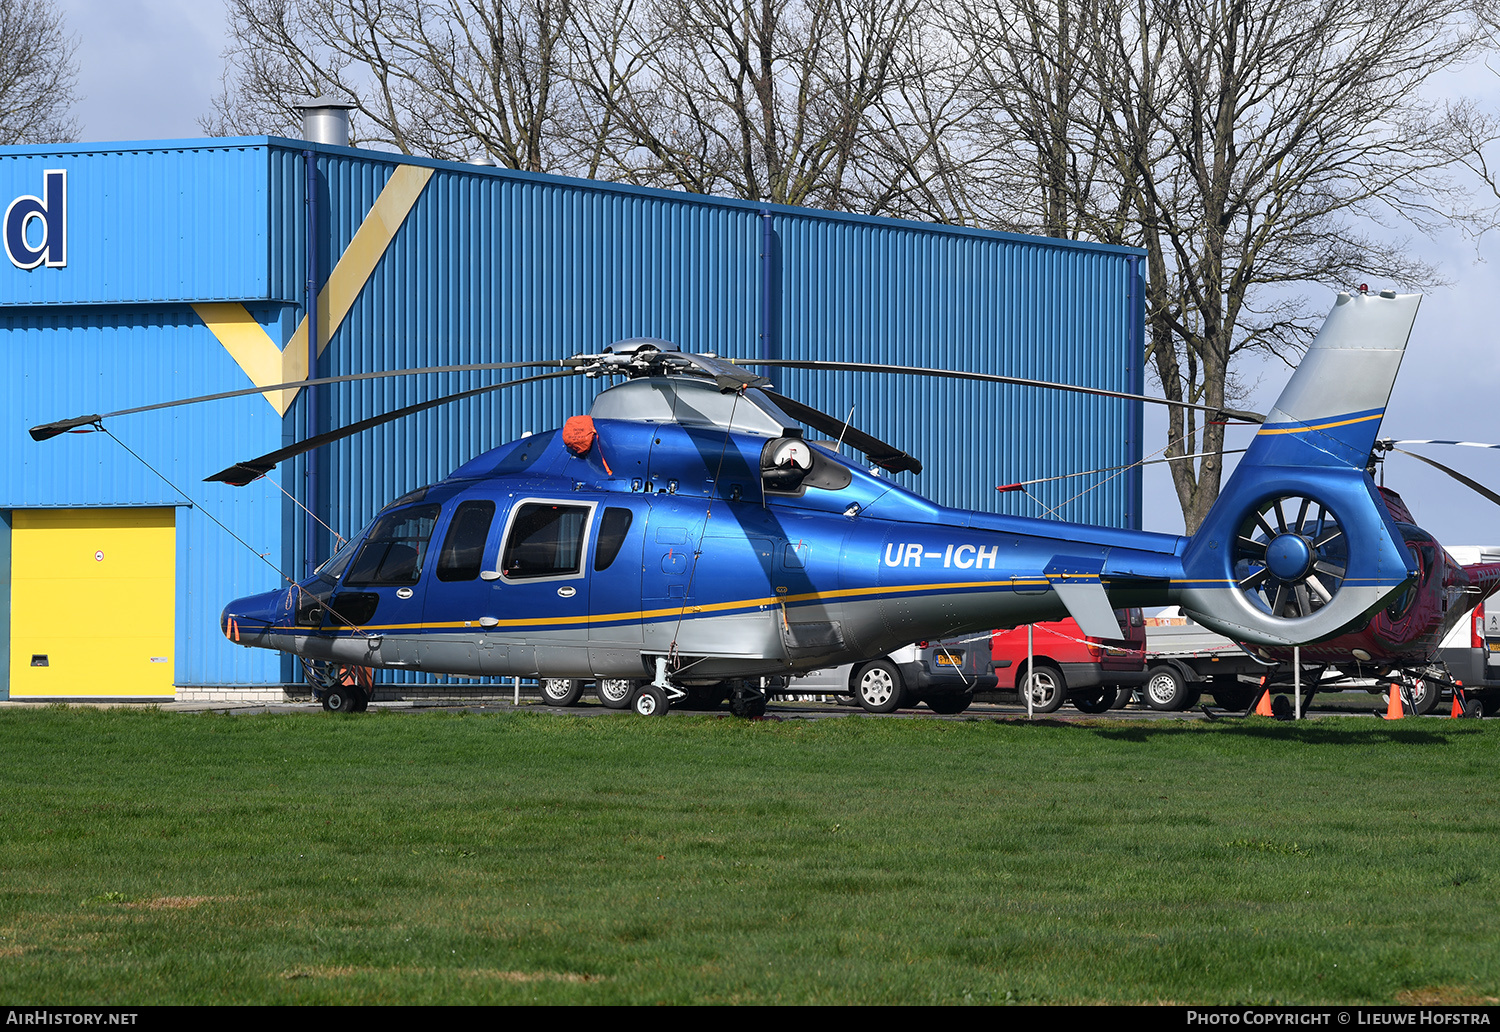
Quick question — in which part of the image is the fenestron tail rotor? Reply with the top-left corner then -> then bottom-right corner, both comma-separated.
1233,495 -> 1348,619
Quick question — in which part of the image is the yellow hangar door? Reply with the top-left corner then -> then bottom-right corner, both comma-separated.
9,508 -> 176,698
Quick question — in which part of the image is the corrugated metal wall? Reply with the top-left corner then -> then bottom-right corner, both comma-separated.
289,143 -> 1143,563
0,142 -> 289,305
0,306 -> 284,684
0,137 -> 1143,686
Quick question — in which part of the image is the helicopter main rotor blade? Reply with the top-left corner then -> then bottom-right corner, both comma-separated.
759,389 -> 922,474
732,359 -> 1266,423
205,370 -> 582,486
1392,439 -> 1500,449
1391,447 -> 1500,510
29,360 -> 576,441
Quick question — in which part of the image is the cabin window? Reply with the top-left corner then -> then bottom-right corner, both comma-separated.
436,500 -> 497,582
343,503 -> 441,587
502,503 -> 590,579
593,507 -> 634,572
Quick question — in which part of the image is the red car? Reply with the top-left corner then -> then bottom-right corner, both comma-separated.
989,609 -> 1147,713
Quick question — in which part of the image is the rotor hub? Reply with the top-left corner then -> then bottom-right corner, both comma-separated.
1265,533 -> 1315,582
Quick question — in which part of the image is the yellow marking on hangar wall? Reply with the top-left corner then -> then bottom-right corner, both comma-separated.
9,509 -> 176,698
194,163 -> 436,416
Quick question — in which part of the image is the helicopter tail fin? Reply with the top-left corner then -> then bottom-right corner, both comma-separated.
1175,291 -> 1422,647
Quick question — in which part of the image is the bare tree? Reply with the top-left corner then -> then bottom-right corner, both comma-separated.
568,0 -> 971,215
203,0 -> 583,170
955,0 -> 1492,531
0,0 -> 78,144
205,0 -> 976,218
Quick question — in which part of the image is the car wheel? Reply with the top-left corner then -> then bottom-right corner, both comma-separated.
541,678 -> 585,706
1023,663 -> 1066,713
853,660 -> 905,713
1071,687 -> 1112,714
1144,664 -> 1189,711
1410,679 -> 1440,715
1380,681 -> 1440,716
632,683 -> 668,716
924,691 -> 974,715
597,678 -> 635,709
1111,686 -> 1135,709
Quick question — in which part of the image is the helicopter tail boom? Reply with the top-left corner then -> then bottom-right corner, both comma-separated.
1175,291 -> 1422,647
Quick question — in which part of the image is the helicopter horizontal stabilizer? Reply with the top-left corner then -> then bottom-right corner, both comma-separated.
1053,582 -> 1124,639
1173,291 -> 1422,647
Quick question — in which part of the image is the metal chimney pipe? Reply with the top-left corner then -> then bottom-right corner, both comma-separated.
292,96 -> 356,147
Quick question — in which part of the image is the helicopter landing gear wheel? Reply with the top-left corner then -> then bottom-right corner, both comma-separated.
304,659 -> 372,713
632,683 -> 668,716
596,678 -> 636,710
1022,663 -> 1066,713
729,684 -> 768,718
853,660 -> 905,713
541,678 -> 585,707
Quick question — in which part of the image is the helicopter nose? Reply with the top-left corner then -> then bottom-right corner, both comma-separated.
222,587 -> 295,645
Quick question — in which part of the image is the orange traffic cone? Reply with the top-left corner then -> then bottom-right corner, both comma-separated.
1384,683 -> 1404,720
1255,688 -> 1275,717
1452,693 -> 1465,718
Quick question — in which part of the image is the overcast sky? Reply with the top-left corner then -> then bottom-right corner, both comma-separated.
52,0 -> 1500,547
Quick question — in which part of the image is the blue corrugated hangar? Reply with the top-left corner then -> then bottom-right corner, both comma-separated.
0,127 -> 1145,699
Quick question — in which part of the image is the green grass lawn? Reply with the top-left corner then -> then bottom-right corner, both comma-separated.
1,707 -> 1498,1005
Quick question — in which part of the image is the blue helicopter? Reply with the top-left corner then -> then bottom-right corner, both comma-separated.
31,290 -> 1425,716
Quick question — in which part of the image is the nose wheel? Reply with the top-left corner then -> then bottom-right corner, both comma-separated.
303,659 -> 373,713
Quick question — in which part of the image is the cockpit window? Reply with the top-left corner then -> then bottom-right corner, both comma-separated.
343,503 -> 442,586
313,533 -> 360,585
437,500 -> 497,582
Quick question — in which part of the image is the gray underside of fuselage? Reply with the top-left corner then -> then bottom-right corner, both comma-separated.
1176,584 -> 1396,647
241,584 -> 1087,682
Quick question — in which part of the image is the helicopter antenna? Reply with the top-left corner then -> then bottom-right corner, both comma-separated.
836,403 -> 854,451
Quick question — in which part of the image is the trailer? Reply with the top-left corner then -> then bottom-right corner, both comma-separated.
1137,610 -> 1278,711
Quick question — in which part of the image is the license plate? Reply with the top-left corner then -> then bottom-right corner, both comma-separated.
935,652 -> 963,667
1488,643 -> 1500,653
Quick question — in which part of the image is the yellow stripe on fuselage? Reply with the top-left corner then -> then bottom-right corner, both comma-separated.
354,577 -> 1055,632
